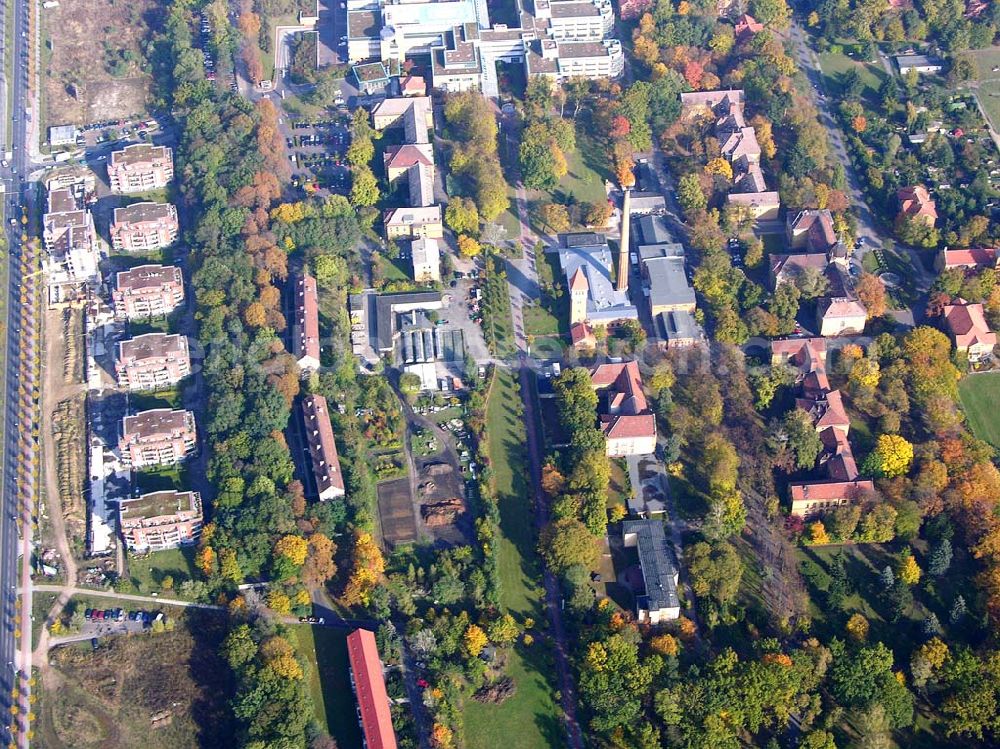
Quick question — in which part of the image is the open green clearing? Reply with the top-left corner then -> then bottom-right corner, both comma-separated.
126,546 -> 197,593
817,50 -> 887,103
959,373 -> 1000,448
464,367 -> 561,749
289,624 -> 363,749
964,47 -> 1000,130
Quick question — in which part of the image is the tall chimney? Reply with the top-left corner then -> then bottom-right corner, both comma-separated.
617,188 -> 631,293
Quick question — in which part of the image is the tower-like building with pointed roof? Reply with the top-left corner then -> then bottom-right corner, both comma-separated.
569,267 -> 589,325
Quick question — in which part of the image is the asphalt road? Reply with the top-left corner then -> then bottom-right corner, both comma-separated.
0,0 -> 41,744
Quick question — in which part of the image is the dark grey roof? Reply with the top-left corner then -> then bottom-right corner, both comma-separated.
375,291 -> 443,351
644,254 -> 695,309
622,519 -> 679,612
638,214 -> 671,244
562,231 -> 605,248
659,310 -> 702,343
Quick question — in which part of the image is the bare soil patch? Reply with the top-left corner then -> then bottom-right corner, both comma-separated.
37,611 -> 232,749
377,477 -> 418,546
43,0 -> 161,125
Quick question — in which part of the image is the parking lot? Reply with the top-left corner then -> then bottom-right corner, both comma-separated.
78,606 -> 166,638
288,119 -> 353,195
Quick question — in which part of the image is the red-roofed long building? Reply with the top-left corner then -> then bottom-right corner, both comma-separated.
293,274 -> 321,373
590,361 -> 657,456
347,629 -> 398,749
935,247 -> 999,272
302,394 -> 345,501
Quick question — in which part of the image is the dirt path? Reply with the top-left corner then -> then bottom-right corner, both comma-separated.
34,308 -> 84,682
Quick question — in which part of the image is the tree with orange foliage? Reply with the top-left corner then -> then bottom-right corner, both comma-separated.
243,301 -> 267,328
242,43 -> 264,84
856,273 -> 887,318
238,11 -> 261,39
431,723 -> 454,748
852,115 -> 867,133
762,652 -> 794,667
676,616 -> 697,642
302,533 -> 338,588
541,463 -> 566,496
613,141 -> 635,188
649,633 -> 679,657
197,545 -> 218,577
342,531 -> 385,606
683,59 -> 704,89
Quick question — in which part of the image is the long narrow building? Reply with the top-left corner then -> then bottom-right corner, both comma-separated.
301,394 -> 345,501
346,628 -> 398,749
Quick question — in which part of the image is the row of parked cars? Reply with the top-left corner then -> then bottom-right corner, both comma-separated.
84,607 -> 162,624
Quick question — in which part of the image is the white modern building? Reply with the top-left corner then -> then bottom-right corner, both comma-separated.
345,0 -> 623,94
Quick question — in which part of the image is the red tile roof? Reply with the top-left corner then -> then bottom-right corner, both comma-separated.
294,274 -> 320,367
569,267 -> 589,291
347,629 -> 397,749
790,479 -> 874,502
898,185 -> 938,223
600,413 -> 656,440
591,361 -> 648,413
302,394 -> 346,499
570,322 -> 595,347
384,144 -> 433,170
939,248 -> 998,269
734,13 -> 764,38
944,301 -> 997,350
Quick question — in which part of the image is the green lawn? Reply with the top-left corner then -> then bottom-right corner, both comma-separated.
607,458 -> 629,512
134,463 -> 190,495
129,388 -> 181,411
959,373 -> 1000,448
126,547 -> 197,593
289,624 -> 363,749
817,51 -> 887,103
553,125 -> 609,206
522,301 -> 561,337
463,642 -> 564,749
465,367 -> 561,749
965,47 -> 1000,130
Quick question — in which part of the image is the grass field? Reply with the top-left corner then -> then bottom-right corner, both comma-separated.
959,373 -> 1000,448
817,51 -> 887,100
465,367 -> 561,749
289,624 -> 363,748
126,547 -> 197,593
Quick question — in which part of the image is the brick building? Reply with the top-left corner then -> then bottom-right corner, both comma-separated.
107,144 -> 175,193
119,490 -> 203,551
302,394 -> 346,501
119,408 -> 197,468
110,201 -> 179,252
112,264 -> 185,319
115,333 -> 191,391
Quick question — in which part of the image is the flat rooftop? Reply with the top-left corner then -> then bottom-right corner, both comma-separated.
120,490 -> 199,520
558,40 -> 611,58
347,9 -> 381,38
117,264 -> 181,291
113,201 -> 175,224
550,1 -> 600,16
119,333 -> 186,361
111,143 -> 170,166
645,255 -> 695,309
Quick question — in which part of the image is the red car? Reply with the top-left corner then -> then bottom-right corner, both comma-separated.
417,678 -> 429,689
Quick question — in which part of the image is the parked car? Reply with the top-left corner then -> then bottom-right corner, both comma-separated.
84,608 -> 93,619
